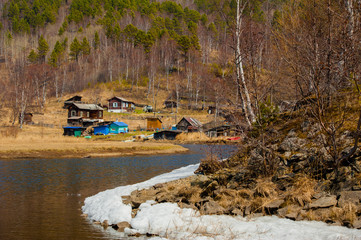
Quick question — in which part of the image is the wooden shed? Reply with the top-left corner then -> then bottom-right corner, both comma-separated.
63,126 -> 86,137
154,130 -> 182,140
107,96 -> 135,113
63,95 -> 82,109
109,122 -> 129,134
176,117 -> 202,132
147,117 -> 162,130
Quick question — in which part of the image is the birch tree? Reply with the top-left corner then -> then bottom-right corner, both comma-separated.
235,0 -> 256,126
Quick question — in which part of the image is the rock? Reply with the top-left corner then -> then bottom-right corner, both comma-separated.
277,205 -> 300,220
338,191 -> 361,208
231,208 -> 243,216
177,202 -> 198,210
278,137 -> 306,152
200,200 -> 225,215
116,221 -> 131,232
156,192 -> 176,203
353,219 -> 361,229
153,183 -> 164,189
309,196 -> 337,208
264,199 -> 284,210
102,220 -> 109,229
249,213 -> 264,218
312,192 -> 324,199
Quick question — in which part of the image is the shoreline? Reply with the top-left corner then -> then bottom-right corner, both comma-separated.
0,142 -> 189,160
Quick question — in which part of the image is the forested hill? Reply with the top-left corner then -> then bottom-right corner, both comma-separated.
0,0 -> 360,130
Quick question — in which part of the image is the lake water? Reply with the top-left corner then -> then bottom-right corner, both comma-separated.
0,144 -> 237,240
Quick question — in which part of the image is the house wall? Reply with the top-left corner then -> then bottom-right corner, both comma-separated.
176,119 -> 190,131
147,119 -> 162,130
109,124 -> 128,133
94,126 -> 109,135
108,98 -> 134,112
68,106 -> 103,119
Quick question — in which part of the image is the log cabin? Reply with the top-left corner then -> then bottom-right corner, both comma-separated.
107,97 -> 135,113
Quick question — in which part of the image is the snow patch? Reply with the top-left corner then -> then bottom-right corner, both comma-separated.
82,163 -> 361,240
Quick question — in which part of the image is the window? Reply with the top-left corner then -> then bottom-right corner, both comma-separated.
87,112 -> 90,118
122,102 -> 125,107
113,102 -> 118,107
126,102 -> 128,107
80,111 -> 83,117
71,110 -> 76,117
99,111 -> 102,118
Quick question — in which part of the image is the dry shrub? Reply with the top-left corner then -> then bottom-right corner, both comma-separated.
215,189 -> 248,208
254,178 -> 278,198
178,186 -> 202,203
341,203 -> 357,224
0,126 -> 20,138
195,154 -> 223,175
175,132 -> 210,141
286,175 -> 316,206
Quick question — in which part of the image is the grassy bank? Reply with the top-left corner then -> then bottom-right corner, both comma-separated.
0,129 -> 188,159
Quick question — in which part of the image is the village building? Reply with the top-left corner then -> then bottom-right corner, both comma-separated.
109,122 -> 129,134
147,117 -> 162,130
63,126 -> 87,137
93,121 -> 129,135
176,117 -> 202,132
63,95 -> 83,109
107,97 -> 135,113
164,100 -> 177,109
154,130 -> 182,140
67,103 -> 104,127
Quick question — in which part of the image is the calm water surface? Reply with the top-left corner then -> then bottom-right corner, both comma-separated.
0,144 -> 237,240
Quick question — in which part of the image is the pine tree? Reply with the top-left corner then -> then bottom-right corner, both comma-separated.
28,49 -> 38,63
69,37 -> 81,61
93,31 -> 100,50
81,37 -> 91,55
37,35 -> 49,63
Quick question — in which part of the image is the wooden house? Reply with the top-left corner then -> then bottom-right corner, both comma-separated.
67,103 -> 104,127
147,117 -> 162,130
205,125 -> 231,137
63,95 -> 82,109
109,122 -> 129,134
176,117 -> 202,132
107,97 -> 135,113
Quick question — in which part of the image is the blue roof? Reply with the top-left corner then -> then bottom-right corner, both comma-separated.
63,126 -> 84,129
93,125 -> 109,128
111,121 -> 128,127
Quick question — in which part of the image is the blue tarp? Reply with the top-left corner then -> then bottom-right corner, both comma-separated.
93,125 -> 110,135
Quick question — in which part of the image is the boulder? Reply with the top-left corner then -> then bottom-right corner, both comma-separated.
278,137 -> 306,152
116,221 -> 131,232
309,196 -> 337,208
200,200 -> 225,215
264,199 -> 284,210
338,191 -> 361,208
353,219 -> 361,229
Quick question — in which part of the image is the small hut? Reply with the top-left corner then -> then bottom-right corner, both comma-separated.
154,130 -> 182,140
147,117 -> 162,130
109,122 -> 128,134
63,126 -> 86,137
19,113 -> 33,124
93,125 -> 110,135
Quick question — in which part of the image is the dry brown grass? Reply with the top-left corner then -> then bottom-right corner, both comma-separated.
254,178 -> 278,198
176,132 -> 210,141
286,175 -> 317,206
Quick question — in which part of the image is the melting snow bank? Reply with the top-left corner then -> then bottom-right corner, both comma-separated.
82,164 -> 361,240
82,164 -> 200,224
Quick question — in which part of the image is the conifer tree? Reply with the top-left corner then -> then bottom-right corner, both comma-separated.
81,37 -> 91,55
70,37 -> 81,61
37,35 -> 49,63
28,49 -> 38,64
93,31 -> 100,50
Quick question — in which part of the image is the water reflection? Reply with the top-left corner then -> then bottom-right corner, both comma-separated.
0,144 -> 238,240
